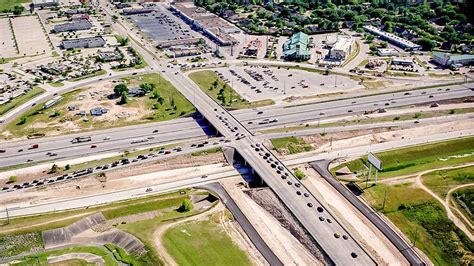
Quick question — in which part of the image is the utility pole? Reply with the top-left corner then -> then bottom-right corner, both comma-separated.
382,189 -> 387,210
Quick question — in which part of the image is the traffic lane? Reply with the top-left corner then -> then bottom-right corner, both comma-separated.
0,167 -> 244,218
200,182 -> 283,266
244,89 -> 473,130
237,143 -> 374,265
234,84 -> 472,121
310,160 -> 423,266
0,128 -> 207,168
0,118 -> 202,155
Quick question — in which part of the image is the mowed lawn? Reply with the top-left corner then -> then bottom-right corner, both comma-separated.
363,183 -> 474,265
162,221 -> 252,266
188,70 -> 273,109
271,136 -> 312,154
0,0 -> 30,11
0,86 -> 44,116
332,137 -> 474,179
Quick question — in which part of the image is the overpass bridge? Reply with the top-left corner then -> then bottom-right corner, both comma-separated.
163,70 -> 376,264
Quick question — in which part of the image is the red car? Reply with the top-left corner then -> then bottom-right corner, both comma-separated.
90,145 -> 97,148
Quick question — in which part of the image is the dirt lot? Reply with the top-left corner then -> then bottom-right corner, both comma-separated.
0,152 -> 226,206
0,18 -> 17,58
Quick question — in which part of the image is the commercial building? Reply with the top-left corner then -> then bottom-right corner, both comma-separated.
171,2 -> 239,46
329,35 -> 353,61
377,48 -> 399,56
122,8 -> 154,15
432,52 -> 474,68
156,38 -> 201,49
363,25 -> 421,51
32,0 -> 59,8
167,48 -> 201,58
283,32 -> 311,61
52,19 -> 92,33
61,36 -> 106,50
391,57 -> 414,66
43,95 -> 63,109
98,49 -> 122,62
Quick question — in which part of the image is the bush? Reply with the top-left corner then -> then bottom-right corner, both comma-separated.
294,168 -> 306,180
8,176 -> 17,183
178,199 -> 193,212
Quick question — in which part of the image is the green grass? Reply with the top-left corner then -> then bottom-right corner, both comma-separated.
162,220 -> 252,266
0,190 -> 189,236
0,86 -> 44,116
103,196 -> 188,219
0,232 -> 43,257
332,137 -> 474,179
2,73 -> 195,139
362,183 -> 474,265
422,165 -> 474,199
271,136 -> 312,154
452,187 -> 474,224
189,70 -> 273,109
16,246 -> 118,266
104,244 -> 152,265
69,69 -> 107,82
47,81 -> 64,87
190,147 -> 222,157
0,0 -> 30,12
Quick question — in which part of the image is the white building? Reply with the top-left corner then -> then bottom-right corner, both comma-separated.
377,48 -> 399,57
43,95 -> 63,109
432,52 -> 474,67
392,57 -> 414,66
329,36 -> 354,61
363,25 -> 421,51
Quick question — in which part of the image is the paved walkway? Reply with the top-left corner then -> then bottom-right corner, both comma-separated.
47,252 -> 105,264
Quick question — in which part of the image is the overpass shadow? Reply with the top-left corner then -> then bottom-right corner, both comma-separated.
191,112 -> 220,137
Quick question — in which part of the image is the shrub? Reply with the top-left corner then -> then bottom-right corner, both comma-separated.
177,199 -> 193,212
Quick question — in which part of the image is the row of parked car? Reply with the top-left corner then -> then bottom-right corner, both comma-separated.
2,138 -> 227,193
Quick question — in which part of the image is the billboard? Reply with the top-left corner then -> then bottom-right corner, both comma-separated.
368,152 -> 382,171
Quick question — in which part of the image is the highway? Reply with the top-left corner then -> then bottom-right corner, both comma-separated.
311,160 -> 424,266
1,83 -> 472,167
200,182 -> 283,266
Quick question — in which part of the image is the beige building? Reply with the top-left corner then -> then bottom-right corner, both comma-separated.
329,36 -> 354,61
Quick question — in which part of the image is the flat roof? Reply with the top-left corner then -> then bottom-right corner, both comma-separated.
363,25 -> 420,49
332,36 -> 352,51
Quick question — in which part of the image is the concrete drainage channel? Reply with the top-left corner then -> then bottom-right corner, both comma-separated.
1,138 -> 228,194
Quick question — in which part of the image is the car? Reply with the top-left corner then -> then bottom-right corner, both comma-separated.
104,136 -> 111,140
348,110 -> 353,113
17,149 -> 23,152
404,92 -> 411,95
326,218 -> 332,223
429,95 -> 434,98
319,216 -> 325,221
303,193 -> 309,197
281,175 -> 287,179
296,191 -> 301,195
307,203 -> 313,207
257,111 -> 263,115
343,235 -> 348,240
317,206 -> 324,212
201,175 -> 208,178
31,103 -> 37,106
153,129 -> 159,133
27,159 -> 33,162
287,181 -> 292,185
146,188 -> 153,192
414,120 -> 420,124
295,183 -> 301,188
90,145 -> 97,148
334,233 -> 341,238
351,252 -> 358,258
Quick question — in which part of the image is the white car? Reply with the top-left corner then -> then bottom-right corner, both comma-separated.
104,136 -> 111,140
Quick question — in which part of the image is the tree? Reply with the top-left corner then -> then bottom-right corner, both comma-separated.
366,35 -> 375,43
65,164 -> 70,170
119,93 -> 129,105
178,199 -> 193,212
417,38 -> 436,51
8,176 -> 17,183
50,164 -> 58,174
114,83 -> 128,97
13,5 -> 24,15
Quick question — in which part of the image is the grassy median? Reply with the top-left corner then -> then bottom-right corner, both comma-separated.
0,86 -> 44,116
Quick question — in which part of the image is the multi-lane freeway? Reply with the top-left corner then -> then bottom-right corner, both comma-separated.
1,83 -> 472,167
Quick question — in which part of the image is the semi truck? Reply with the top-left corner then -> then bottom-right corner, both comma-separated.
71,136 -> 92,143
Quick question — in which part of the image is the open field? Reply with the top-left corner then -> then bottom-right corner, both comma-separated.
162,220 -> 252,266
271,136 -> 312,155
363,183 -> 474,265
331,137 -> 474,179
422,165 -> 474,199
453,187 -> 474,224
0,0 -> 30,11
188,70 -> 273,109
0,86 -> 44,116
16,246 -> 118,266
1,73 -> 195,139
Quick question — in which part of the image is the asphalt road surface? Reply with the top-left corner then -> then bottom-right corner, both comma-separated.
200,182 -> 283,266
310,160 -> 425,266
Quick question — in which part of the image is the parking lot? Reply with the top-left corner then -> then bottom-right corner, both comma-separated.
11,16 -> 51,56
214,65 -> 361,101
127,7 -> 196,43
0,18 -> 17,58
